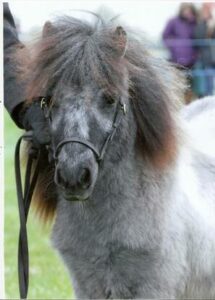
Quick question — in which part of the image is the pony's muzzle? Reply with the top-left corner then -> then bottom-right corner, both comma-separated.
55,165 -> 91,189
54,145 -> 98,201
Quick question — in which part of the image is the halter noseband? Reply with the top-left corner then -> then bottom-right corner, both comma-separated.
40,97 -> 127,163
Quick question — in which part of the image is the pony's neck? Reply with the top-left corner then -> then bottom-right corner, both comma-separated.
91,153 -> 176,249
93,153 -> 174,207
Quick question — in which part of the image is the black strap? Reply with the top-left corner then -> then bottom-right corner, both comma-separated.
99,102 -> 125,161
15,131 -> 41,299
53,101 -> 126,163
54,138 -> 100,161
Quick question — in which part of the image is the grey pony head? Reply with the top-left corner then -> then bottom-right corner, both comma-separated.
23,13 -> 183,209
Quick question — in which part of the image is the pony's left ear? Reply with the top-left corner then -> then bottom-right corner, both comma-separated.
113,26 -> 127,57
42,21 -> 57,38
130,70 -> 178,169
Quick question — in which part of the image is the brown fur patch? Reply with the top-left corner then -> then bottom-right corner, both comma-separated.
32,152 -> 57,224
135,115 -> 179,170
22,143 -> 57,224
129,65 -> 180,170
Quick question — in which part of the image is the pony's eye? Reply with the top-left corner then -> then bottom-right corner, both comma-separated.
104,95 -> 116,105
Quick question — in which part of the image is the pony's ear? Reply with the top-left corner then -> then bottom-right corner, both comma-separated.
42,21 -> 56,38
113,26 -> 127,57
130,71 -> 178,169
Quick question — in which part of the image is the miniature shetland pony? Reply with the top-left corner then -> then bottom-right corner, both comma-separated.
20,15 -> 215,298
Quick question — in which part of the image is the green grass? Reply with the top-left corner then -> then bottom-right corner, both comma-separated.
4,111 -> 73,299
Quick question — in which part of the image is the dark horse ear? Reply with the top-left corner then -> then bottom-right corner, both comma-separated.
130,70 -> 178,169
42,21 -> 56,37
113,26 -> 127,57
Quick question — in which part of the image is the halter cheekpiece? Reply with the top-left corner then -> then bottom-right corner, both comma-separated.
40,95 -> 127,163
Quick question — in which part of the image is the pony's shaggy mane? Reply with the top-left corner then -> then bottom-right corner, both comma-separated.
18,14 -> 185,223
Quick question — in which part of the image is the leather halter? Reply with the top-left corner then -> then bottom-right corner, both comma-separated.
41,97 -> 127,163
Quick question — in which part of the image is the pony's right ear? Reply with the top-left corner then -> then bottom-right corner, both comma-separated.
42,21 -> 56,38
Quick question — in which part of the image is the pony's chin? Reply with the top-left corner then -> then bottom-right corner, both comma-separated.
64,195 -> 89,202
62,189 -> 93,202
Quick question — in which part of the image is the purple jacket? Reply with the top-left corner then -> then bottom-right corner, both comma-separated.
162,16 -> 197,67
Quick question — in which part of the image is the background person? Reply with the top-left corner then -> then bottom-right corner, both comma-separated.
162,3 -> 197,68
162,3 -> 198,103
193,3 -> 215,97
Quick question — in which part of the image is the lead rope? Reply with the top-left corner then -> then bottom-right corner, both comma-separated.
15,131 -> 41,299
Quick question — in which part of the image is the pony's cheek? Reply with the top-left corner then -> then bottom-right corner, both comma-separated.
50,115 -> 62,133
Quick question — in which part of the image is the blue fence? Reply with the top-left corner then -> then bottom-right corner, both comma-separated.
153,39 -> 215,96
162,38 -> 215,46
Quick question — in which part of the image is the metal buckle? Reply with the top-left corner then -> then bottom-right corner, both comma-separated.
40,97 -> 47,109
121,103 -> 127,115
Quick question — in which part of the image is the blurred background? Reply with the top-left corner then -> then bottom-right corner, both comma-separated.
5,1 -> 215,299
9,0 -> 215,102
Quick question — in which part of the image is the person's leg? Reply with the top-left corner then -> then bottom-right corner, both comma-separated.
205,68 -> 215,96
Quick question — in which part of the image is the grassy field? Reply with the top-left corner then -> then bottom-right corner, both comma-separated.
4,111 -> 73,299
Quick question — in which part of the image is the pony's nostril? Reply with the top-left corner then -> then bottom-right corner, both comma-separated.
55,168 -> 62,186
55,165 -> 92,191
78,168 -> 91,189
55,168 -> 68,189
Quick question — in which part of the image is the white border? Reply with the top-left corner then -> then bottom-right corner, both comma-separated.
0,1 -> 5,298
